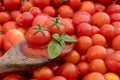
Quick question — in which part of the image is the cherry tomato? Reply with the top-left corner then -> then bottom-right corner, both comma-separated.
33,0 -> 50,9
16,12 -> 34,28
33,66 -> 54,80
3,73 -> 26,80
44,16 -> 65,34
57,5 -> 74,18
58,63 -> 79,80
67,0 -> 81,11
25,25 -> 52,47
4,0 -> 22,11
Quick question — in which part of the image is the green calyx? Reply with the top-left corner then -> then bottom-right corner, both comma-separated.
32,24 -> 48,37
50,15 -> 64,30
48,33 -> 77,59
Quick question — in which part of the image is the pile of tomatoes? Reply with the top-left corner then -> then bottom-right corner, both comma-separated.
0,0 -> 120,80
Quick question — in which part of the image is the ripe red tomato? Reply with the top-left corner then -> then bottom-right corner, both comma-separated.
29,7 -> 42,17
32,14 -> 50,26
33,66 -> 54,80
0,12 -> 11,25
72,10 -> 91,26
2,73 -> 26,80
100,24 -> 115,41
10,10 -> 21,21
61,18 -> 75,35
67,0 -> 81,11
33,0 -> 50,9
20,1 -> 34,12
58,63 -> 79,80
3,29 -> 25,51
91,12 -> 110,27
44,16 -> 65,34
16,12 -> 34,27
77,22 -> 93,37
2,21 -> 18,33
57,5 -> 74,18
80,1 -> 95,14
43,6 -> 56,17
106,4 -> 120,14
75,36 -> 92,52
4,0 -> 22,11
25,25 -> 52,47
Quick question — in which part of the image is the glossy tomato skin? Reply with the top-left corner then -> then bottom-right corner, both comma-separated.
58,63 -> 79,80
25,26 -> 52,47
72,10 -> 91,26
4,0 -> 22,11
32,14 -> 50,26
2,73 -> 26,80
17,12 -> 34,27
33,66 -> 54,80
61,18 -> 75,35
33,0 -> 50,9
67,0 -> 81,11
30,7 -> 42,17
57,5 -> 74,18
43,6 -> 56,17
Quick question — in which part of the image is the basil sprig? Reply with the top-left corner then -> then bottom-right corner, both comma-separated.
48,33 -> 77,59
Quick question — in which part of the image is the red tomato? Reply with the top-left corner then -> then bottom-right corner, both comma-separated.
32,14 -> 50,26
29,7 -> 42,17
110,13 -> 120,22
57,5 -> 74,18
44,16 -> 65,34
33,0 -> 50,9
43,6 -> 56,17
20,1 -> 34,12
2,21 -> 18,33
58,63 -> 79,80
10,10 -> 21,21
106,3 -> 120,14
3,73 -> 26,80
61,18 -> 75,35
25,25 -> 52,47
16,12 -> 34,27
50,76 -> 67,80
72,10 -> 91,26
0,12 -> 11,25
67,0 -> 81,11
77,61 -> 90,76
3,29 -> 25,51
80,1 -> 95,14
91,12 -> 110,27
4,0 -> 22,11
100,24 -> 115,41
77,23 -> 93,37
75,36 -> 93,52
94,3 -> 106,12
33,66 -> 54,80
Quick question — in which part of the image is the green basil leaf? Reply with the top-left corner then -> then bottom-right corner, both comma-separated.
48,40 -> 62,59
52,34 -> 61,42
61,33 -> 77,42
59,40 -> 65,48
